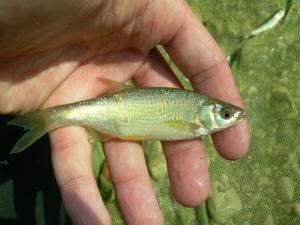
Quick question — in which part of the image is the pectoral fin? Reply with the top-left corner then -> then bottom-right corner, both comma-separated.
87,128 -> 114,143
97,77 -> 133,95
164,120 -> 199,133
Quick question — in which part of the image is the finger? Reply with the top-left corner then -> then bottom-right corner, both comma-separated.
44,49 -> 147,225
50,49 -> 163,224
164,140 -> 209,206
103,140 -> 163,225
50,127 -> 111,225
164,2 -> 250,159
133,49 -> 210,207
132,49 -> 181,88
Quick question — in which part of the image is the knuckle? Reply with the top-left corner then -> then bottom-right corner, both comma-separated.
51,129 -> 89,153
60,174 -> 94,191
190,59 -> 228,87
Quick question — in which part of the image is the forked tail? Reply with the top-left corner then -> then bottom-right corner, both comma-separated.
7,111 -> 48,154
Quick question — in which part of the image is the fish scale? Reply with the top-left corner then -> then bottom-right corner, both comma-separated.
71,88 -> 203,139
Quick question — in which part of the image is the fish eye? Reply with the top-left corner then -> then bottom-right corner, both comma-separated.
221,108 -> 233,119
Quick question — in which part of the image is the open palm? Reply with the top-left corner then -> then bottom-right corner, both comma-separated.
0,0 -> 249,224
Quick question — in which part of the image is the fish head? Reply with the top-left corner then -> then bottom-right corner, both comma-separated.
195,100 -> 246,134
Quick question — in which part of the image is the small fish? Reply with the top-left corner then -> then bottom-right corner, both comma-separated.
243,8 -> 286,39
8,80 -> 246,154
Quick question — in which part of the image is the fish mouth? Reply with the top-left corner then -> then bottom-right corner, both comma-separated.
236,109 -> 247,122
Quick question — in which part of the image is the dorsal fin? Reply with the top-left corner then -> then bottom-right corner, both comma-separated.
97,77 -> 133,95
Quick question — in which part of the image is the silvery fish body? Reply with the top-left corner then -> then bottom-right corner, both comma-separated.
8,87 -> 245,153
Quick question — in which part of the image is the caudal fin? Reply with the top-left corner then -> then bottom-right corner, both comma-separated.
7,111 -> 48,154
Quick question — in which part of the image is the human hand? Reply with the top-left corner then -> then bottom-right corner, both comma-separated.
0,0 -> 250,224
